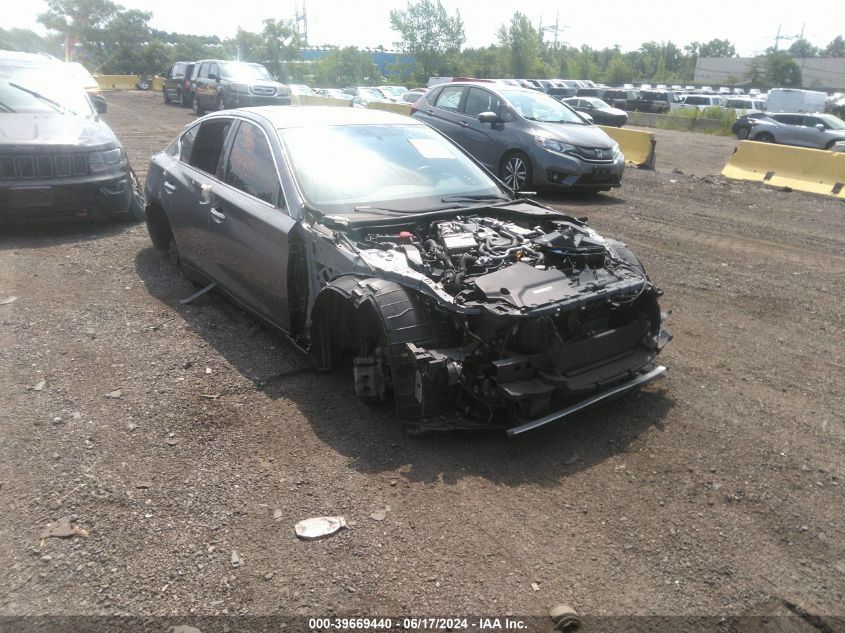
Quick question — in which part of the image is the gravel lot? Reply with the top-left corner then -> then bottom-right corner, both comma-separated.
1,91 -> 843,630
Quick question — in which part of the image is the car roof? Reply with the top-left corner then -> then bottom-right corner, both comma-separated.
230,105 -> 424,129
0,50 -> 61,69
443,82 -> 540,96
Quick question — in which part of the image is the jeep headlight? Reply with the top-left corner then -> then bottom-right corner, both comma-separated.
89,147 -> 123,173
535,136 -> 576,154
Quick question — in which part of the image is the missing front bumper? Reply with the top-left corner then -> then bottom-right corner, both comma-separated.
506,365 -> 667,436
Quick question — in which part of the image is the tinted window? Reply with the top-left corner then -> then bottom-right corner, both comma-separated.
224,122 -> 280,205
463,87 -> 501,117
180,125 -> 198,162
173,63 -> 185,77
774,115 -> 802,125
198,63 -> 209,79
187,118 -> 232,175
209,63 -> 219,78
435,86 -> 464,111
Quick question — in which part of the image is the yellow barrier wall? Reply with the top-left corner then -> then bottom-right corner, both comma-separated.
92,74 -> 164,91
366,101 -> 413,116
291,94 -> 351,107
722,141 -> 845,199
598,126 -> 656,169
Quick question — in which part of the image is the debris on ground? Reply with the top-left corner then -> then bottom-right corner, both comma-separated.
549,605 -> 580,631
105,389 -> 123,399
294,516 -> 347,541
272,509 -> 283,522
231,550 -> 243,568
135,481 -> 154,489
169,626 -> 203,633
370,509 -> 387,522
30,380 -> 46,392
531,582 -> 540,591
0,296 -> 17,305
40,517 -> 89,539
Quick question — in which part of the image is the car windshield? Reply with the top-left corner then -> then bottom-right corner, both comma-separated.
0,69 -> 93,116
498,89 -> 585,124
220,63 -> 272,81
820,115 -> 845,130
280,123 -> 506,214
585,97 -> 611,109
361,88 -> 384,99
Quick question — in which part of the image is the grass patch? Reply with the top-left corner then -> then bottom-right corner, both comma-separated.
629,107 -> 737,136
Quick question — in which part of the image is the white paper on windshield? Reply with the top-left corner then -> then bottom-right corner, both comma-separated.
408,138 -> 456,159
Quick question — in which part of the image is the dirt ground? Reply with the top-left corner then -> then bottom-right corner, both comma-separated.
1,90 -> 843,630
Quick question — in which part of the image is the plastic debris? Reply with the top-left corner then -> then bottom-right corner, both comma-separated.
31,380 -> 46,392
294,516 -> 347,541
40,516 -> 89,539
370,509 -> 387,522
0,296 -> 17,305
549,605 -> 581,631
105,389 -> 123,399
532,582 -> 540,591
231,550 -> 243,567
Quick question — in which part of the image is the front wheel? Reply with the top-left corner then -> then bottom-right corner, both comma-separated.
500,152 -> 532,192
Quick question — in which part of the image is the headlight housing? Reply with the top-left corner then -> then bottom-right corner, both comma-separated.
535,136 -> 576,154
88,147 -> 123,173
610,141 -> 620,157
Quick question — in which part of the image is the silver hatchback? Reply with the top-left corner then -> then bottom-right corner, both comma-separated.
411,82 -> 624,192
748,113 -> 845,150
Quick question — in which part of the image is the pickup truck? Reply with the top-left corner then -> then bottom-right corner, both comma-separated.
624,90 -> 683,113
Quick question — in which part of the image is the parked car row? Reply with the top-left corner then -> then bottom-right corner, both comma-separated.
162,59 -> 292,114
732,111 -> 845,148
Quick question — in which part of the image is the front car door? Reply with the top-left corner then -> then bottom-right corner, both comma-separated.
458,86 -> 507,170
167,117 -> 235,275
208,118 -> 296,330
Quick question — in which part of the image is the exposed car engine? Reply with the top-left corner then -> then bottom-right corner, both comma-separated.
328,212 -> 670,432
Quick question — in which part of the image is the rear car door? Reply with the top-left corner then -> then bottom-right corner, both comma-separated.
166,117 -> 235,275
457,86 -> 507,170
416,85 -> 468,146
207,119 -> 295,330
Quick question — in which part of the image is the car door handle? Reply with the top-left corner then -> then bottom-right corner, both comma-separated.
459,121 -> 469,127
163,181 -> 176,194
210,207 -> 226,223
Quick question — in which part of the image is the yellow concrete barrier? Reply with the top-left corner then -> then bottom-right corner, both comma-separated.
291,94 -> 351,107
598,125 -> 656,169
722,141 -> 845,199
92,74 -> 164,91
366,101 -> 413,116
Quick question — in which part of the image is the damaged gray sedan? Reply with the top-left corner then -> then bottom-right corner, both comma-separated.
144,107 -> 670,434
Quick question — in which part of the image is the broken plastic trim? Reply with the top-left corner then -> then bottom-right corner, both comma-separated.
178,282 -> 216,305
506,365 -> 667,436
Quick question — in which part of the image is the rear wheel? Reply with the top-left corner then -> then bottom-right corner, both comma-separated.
825,140 -> 837,150
163,88 -> 171,104
191,93 -> 204,116
500,151 -> 532,191
736,126 -> 750,140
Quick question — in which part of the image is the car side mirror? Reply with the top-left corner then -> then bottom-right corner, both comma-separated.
91,94 -> 107,114
478,111 -> 500,126
815,123 -> 825,131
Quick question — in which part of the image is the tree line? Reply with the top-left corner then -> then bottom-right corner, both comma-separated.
7,0 -> 845,88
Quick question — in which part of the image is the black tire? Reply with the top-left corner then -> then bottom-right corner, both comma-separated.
755,132 -> 774,143
179,89 -> 188,107
163,88 -> 171,104
500,151 -> 532,191
736,126 -> 750,140
191,93 -> 204,116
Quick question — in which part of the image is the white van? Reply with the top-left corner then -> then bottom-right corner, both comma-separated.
765,88 -> 827,113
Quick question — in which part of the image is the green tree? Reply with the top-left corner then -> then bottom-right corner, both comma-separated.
824,35 -> 845,57
697,38 -> 736,57
260,18 -> 301,81
496,12 -> 542,77
389,0 -> 465,83
312,47 -> 383,87
787,38 -> 818,58
37,0 -> 119,60
765,50 -> 802,86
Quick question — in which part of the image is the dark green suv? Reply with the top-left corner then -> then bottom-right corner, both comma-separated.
190,60 -> 291,115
